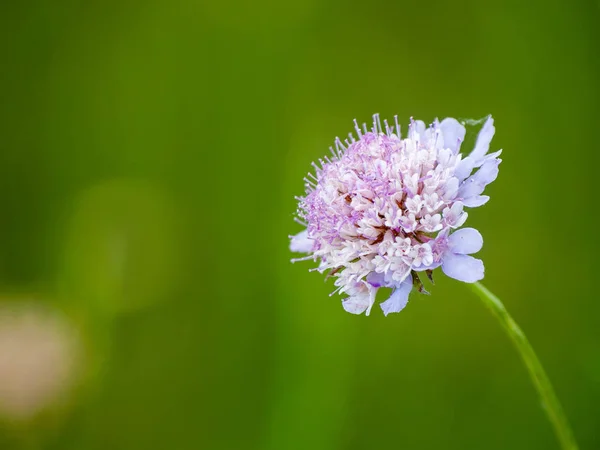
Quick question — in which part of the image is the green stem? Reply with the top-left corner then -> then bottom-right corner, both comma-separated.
470,282 -> 579,450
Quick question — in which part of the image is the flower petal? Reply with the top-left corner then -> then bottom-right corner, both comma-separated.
380,275 -> 413,316
474,158 -> 501,184
454,156 -> 476,181
485,149 -> 503,161
442,253 -> 484,283
458,149 -> 502,177
366,271 -> 386,287
442,201 -> 468,228
342,284 -> 378,315
439,118 -> 466,154
413,261 -> 442,271
342,295 -> 371,315
442,176 -> 459,200
414,120 -> 426,138
289,229 -> 314,253
457,158 -> 500,200
364,284 -> 378,316
449,228 -> 483,255
461,195 -> 489,207
469,116 -> 495,162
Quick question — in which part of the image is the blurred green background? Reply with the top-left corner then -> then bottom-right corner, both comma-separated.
0,0 -> 598,449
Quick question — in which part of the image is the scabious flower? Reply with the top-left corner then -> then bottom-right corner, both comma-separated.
0,302 -> 81,420
290,115 -> 501,316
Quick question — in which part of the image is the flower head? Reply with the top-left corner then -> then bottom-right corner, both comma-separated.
290,115 -> 501,316
0,302 -> 81,420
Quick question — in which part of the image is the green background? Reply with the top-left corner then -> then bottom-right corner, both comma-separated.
0,0 -> 598,449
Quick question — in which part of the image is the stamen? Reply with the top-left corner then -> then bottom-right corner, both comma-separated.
372,113 -> 382,134
329,285 -> 343,297
291,255 -> 315,263
354,119 -> 362,137
303,178 -> 316,188
293,217 -> 307,226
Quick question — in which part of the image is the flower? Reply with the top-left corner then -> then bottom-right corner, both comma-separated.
0,301 -> 81,420
290,115 -> 501,316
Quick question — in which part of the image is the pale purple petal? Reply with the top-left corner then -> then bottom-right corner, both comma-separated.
364,286 -> 379,316
461,195 -> 490,207
380,276 -> 413,316
442,253 -> 484,283
413,261 -> 442,271
289,230 -> 314,253
366,271 -> 386,288
467,150 -> 502,170
469,116 -> 495,162
442,177 -> 459,200
414,120 -> 426,138
458,177 -> 483,199
439,118 -> 466,154
455,156 -> 476,181
448,228 -> 483,255
483,149 -> 503,162
457,159 -> 500,199
442,202 -> 468,228
473,158 -> 500,184
423,125 -> 440,149
454,210 -> 468,227
342,295 -> 371,315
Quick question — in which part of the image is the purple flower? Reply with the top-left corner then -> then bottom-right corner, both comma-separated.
290,115 -> 501,316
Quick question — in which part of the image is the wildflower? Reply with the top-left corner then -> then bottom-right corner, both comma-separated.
290,115 -> 501,316
0,302 -> 81,420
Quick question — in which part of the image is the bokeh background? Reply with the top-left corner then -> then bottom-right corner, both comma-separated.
0,0 -> 598,449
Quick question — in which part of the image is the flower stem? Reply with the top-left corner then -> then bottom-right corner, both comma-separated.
470,282 -> 579,450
